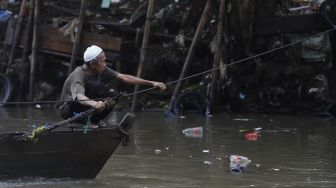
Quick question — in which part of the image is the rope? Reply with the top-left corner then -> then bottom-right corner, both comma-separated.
1,28 -> 335,105
14,107 -> 96,141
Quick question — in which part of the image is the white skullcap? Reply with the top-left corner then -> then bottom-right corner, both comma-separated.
83,45 -> 103,62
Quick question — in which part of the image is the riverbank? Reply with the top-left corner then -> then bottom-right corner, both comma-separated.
1,0 -> 336,116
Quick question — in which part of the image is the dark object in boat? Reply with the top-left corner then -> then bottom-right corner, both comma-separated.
0,112 -> 135,180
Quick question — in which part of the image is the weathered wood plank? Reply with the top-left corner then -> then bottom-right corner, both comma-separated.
40,26 -> 122,52
20,26 -> 122,59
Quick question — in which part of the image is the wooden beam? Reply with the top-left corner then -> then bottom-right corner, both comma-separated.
69,0 -> 87,74
209,0 -> 225,114
19,0 -> 35,100
22,0 -> 34,64
29,0 -> 40,101
7,0 -> 27,74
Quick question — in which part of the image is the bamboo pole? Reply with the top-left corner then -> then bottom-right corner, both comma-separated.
209,0 -> 226,114
130,0 -> 155,112
6,0 -> 28,73
68,0 -> 87,74
28,0 -> 39,101
22,0 -> 35,63
166,0 -> 212,114
19,0 -> 34,99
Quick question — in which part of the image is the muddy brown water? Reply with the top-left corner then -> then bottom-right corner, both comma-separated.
0,107 -> 336,188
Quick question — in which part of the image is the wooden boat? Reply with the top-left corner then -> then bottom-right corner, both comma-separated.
0,112 -> 135,180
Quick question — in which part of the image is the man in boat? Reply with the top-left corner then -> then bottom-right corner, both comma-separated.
57,45 -> 166,126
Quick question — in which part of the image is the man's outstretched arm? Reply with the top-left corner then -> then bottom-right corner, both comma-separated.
116,73 -> 166,91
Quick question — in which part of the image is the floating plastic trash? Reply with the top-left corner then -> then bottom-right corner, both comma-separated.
154,149 -> 161,155
253,127 -> 262,132
229,155 -> 251,174
239,92 -> 246,100
182,126 -> 203,138
230,166 -> 243,174
204,161 -> 212,165
245,132 -> 259,141
233,118 -> 252,121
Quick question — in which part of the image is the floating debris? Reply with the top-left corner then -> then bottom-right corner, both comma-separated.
182,126 -> 203,138
204,161 -> 212,165
245,132 -> 259,141
154,149 -> 162,155
233,118 -> 252,121
229,155 -> 251,174
35,104 -> 42,109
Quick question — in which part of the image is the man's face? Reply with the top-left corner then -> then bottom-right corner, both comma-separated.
98,52 -> 106,65
92,52 -> 106,73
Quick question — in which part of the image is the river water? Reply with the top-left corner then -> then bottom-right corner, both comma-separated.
0,107 -> 336,187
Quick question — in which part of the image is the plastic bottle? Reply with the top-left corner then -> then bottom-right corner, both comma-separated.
182,126 -> 203,134
182,127 -> 203,138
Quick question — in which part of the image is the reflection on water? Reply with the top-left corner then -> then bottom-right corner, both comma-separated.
0,106 -> 336,187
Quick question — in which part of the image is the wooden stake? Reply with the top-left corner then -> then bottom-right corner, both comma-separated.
209,0 -> 226,114
131,0 -> 155,112
19,0 -> 34,99
28,0 -> 39,101
6,0 -> 28,73
22,0 -> 34,63
68,0 -> 87,74
167,0 -> 212,114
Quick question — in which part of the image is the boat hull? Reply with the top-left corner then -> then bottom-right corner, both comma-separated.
0,113 -> 135,180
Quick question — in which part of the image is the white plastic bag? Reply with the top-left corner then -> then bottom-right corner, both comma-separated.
229,155 -> 251,174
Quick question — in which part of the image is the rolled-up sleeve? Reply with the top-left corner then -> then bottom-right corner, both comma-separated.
103,67 -> 119,79
71,82 -> 85,100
